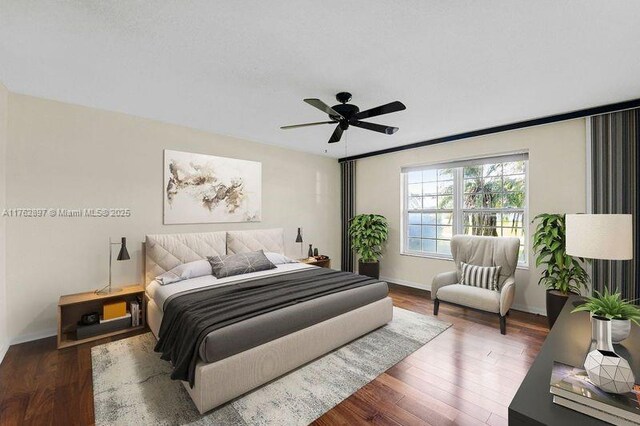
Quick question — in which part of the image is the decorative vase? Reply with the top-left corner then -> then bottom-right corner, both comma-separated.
611,319 -> 631,344
308,244 -> 313,257
584,316 -> 635,394
313,248 -> 319,257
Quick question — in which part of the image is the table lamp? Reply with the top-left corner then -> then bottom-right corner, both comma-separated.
566,214 -> 633,262
295,227 -> 303,257
565,214 -> 634,394
96,237 -> 130,295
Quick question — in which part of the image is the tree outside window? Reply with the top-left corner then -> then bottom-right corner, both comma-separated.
403,157 -> 527,265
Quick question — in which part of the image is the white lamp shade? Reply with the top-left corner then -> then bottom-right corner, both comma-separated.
565,214 -> 633,260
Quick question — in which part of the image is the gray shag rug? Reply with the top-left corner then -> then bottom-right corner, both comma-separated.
92,307 -> 450,425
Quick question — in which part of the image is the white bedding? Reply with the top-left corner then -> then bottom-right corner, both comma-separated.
146,262 -> 314,312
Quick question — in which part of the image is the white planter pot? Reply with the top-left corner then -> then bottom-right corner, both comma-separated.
611,319 -> 631,344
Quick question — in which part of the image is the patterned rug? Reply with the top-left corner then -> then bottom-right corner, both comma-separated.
92,307 -> 450,425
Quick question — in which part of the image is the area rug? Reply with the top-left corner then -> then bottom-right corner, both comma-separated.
92,307 -> 450,425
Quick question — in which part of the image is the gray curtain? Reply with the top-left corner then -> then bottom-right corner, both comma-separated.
590,108 -> 639,303
340,160 -> 356,272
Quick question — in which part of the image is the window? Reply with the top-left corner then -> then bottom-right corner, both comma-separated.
402,153 -> 528,265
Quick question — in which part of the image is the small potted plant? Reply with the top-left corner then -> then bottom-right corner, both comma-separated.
348,214 -> 389,279
532,213 -> 590,328
572,288 -> 640,343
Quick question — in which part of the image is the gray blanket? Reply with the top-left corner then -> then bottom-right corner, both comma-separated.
154,268 -> 384,387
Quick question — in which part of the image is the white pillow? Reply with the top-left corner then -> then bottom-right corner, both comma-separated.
155,259 -> 213,285
264,252 -> 296,265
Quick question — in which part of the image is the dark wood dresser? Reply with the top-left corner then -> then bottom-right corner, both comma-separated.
509,295 -> 640,425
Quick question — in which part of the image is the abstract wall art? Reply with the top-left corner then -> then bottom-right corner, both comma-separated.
163,150 -> 261,224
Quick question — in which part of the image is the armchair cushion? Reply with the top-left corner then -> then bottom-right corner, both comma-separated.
437,284 -> 500,314
460,262 -> 502,291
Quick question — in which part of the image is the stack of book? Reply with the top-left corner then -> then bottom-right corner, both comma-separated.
550,361 -> 640,425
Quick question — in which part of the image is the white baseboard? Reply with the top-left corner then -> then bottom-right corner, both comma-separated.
380,276 -> 430,292
383,276 -> 546,316
511,303 -> 546,316
10,328 -> 56,346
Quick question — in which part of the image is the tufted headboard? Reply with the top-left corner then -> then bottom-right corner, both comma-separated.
144,228 -> 285,285
226,228 -> 285,255
145,231 -> 226,285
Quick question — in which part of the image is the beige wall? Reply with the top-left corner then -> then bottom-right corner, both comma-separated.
0,83 -> 7,359
355,119 -> 587,314
6,94 -> 341,342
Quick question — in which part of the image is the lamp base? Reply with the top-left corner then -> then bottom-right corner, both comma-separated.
95,286 -> 123,295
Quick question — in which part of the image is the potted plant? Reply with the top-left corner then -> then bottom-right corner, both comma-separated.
532,213 -> 590,328
572,288 -> 640,343
348,214 -> 389,279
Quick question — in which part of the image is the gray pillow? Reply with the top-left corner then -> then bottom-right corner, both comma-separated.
155,260 -> 213,286
207,250 -> 276,278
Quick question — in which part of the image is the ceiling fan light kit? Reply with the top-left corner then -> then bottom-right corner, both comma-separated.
281,92 -> 406,144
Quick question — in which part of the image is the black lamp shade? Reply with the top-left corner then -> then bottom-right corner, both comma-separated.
295,228 -> 303,243
117,237 -> 130,261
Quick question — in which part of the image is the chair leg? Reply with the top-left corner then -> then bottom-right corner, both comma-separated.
433,298 -> 440,315
499,314 -> 506,335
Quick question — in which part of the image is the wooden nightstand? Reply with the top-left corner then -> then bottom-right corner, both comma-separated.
57,284 -> 145,349
299,257 -> 331,269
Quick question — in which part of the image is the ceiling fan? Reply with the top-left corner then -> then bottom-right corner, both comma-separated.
281,92 -> 406,144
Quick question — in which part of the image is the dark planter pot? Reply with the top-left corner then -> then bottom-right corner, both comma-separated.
358,260 -> 380,279
546,290 -> 575,329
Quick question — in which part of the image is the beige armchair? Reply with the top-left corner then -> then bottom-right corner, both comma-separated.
432,235 -> 520,334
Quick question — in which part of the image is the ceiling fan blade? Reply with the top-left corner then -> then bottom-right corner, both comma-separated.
304,98 -> 344,118
328,125 -> 343,143
280,121 -> 335,129
353,101 -> 406,120
351,120 -> 398,135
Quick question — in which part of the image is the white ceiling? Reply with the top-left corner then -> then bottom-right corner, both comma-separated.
2,1 -> 640,159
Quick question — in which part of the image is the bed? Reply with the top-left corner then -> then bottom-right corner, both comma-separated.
144,228 -> 393,414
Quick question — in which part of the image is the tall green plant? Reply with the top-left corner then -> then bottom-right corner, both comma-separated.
349,214 -> 389,263
532,213 -> 589,294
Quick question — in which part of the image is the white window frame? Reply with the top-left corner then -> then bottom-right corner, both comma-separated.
400,152 -> 529,267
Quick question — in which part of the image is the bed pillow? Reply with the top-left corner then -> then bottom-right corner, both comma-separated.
155,259 -> 213,286
460,262 -> 502,291
264,252 -> 296,265
207,250 -> 276,279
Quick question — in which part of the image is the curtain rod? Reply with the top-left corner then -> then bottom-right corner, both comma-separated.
338,97 -> 640,163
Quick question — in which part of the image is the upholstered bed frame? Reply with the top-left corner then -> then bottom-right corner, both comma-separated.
144,228 -> 393,414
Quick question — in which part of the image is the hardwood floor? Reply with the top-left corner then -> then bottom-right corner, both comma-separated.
313,285 -> 548,425
0,284 -> 548,426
